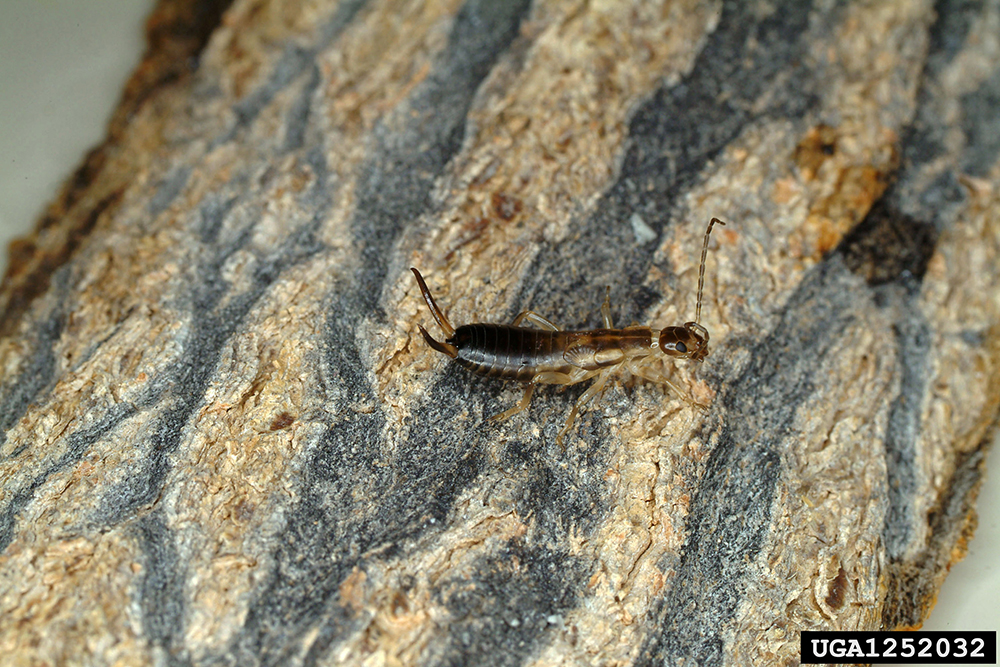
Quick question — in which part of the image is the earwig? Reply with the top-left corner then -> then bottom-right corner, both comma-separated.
412,217 -> 726,446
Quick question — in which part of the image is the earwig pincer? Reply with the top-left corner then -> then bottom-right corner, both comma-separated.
411,218 -> 726,446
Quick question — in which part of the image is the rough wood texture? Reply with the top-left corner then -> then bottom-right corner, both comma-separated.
2,0 -> 998,665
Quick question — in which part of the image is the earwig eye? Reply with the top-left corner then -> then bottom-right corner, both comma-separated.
674,342 -> 687,354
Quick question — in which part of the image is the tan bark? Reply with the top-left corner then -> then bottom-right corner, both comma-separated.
1,0 -> 998,665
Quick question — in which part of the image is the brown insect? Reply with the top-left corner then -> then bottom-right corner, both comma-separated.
411,218 -> 726,446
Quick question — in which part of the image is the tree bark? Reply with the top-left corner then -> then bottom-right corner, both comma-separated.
1,0 -> 998,665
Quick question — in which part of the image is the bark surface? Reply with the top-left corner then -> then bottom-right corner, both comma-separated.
2,0 -> 999,665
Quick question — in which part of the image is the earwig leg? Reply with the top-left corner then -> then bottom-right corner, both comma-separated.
488,369 -> 581,423
511,310 -> 560,331
490,384 -> 535,422
410,268 -> 456,338
556,370 -> 612,449
660,377 -> 697,407
630,359 -> 697,407
601,287 -> 614,328
533,371 -> 585,385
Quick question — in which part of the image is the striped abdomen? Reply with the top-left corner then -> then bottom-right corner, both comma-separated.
449,324 -> 573,381
448,324 -> 655,382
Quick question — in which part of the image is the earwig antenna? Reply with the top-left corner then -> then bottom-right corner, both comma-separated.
695,218 -> 725,324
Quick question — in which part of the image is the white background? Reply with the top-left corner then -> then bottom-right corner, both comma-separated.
0,1 -> 996,661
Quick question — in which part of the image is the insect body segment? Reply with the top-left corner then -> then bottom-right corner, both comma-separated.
411,217 -> 725,446
658,321 -> 710,361
449,324 -> 574,382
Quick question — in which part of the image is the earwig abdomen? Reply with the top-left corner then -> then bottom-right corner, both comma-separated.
449,324 -> 574,381
448,325 -> 657,382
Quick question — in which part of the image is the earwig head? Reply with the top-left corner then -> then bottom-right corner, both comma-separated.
658,322 -> 710,361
